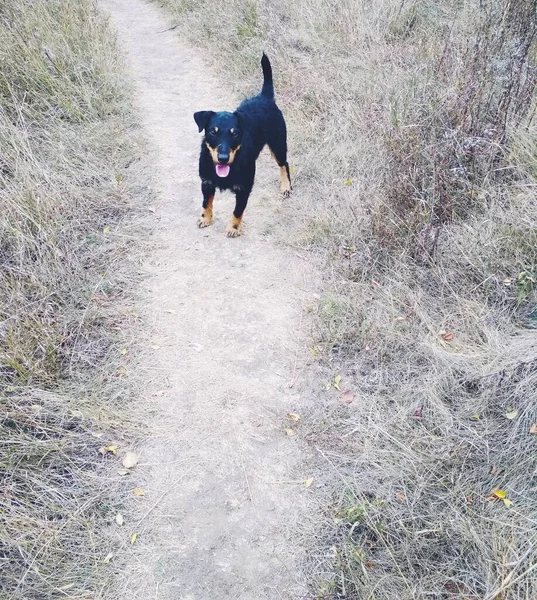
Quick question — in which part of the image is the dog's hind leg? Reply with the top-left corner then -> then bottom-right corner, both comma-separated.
226,188 -> 251,237
268,133 -> 291,198
198,180 -> 215,228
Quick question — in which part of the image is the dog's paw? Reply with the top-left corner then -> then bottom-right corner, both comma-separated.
198,212 -> 213,228
281,188 -> 291,199
226,218 -> 243,237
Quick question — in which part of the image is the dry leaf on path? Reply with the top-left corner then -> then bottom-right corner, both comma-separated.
340,391 -> 354,404
132,488 -> 146,496
130,533 -> 138,545
442,332 -> 455,341
122,451 -> 138,469
103,552 -> 113,564
530,423 -> 537,434
505,409 -> 518,420
284,428 -> 296,437
288,413 -> 300,421
395,491 -> 406,503
334,375 -> 342,391
304,478 -> 313,488
116,513 -> 124,526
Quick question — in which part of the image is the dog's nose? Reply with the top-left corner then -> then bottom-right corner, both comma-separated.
217,153 -> 229,164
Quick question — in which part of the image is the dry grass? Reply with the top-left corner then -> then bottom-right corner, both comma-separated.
1,1 -> 144,597
157,0 -> 537,598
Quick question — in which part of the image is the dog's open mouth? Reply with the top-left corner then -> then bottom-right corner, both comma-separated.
215,164 -> 230,178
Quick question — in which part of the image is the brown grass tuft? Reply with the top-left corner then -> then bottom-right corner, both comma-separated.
1,1 -> 144,597
157,0 -> 537,598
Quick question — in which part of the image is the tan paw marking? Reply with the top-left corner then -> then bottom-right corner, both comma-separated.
198,212 -> 213,228
226,216 -> 243,237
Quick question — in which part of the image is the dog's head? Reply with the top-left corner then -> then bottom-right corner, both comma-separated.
194,111 -> 243,178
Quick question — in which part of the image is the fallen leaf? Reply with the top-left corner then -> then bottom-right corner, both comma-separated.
288,413 -> 300,421
503,278 -> 512,286
305,478 -> 313,488
130,533 -> 138,545
334,375 -> 342,391
122,451 -> 138,469
103,225 -> 111,234
120,348 -> 127,355
412,406 -> 423,420
284,428 -> 296,436
132,488 -> 146,496
99,444 -> 118,456
365,562 -> 375,570
393,316 -> 406,322
344,178 -> 353,185
491,488 -> 506,500
340,391 -> 354,404
117,469 -> 130,476
309,347 -> 318,356
103,552 -> 113,564
117,366 -> 127,376
505,409 -> 519,420
116,513 -> 124,526
395,491 -> 406,503
489,464 -> 498,475
530,423 -> 537,434
503,498 -> 513,508
442,332 -> 455,341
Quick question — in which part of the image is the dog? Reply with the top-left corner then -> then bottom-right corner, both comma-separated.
193,53 -> 291,237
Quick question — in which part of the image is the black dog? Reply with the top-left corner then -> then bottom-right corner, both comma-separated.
194,53 -> 291,237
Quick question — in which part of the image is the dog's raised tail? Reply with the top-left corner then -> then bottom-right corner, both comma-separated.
261,53 -> 274,99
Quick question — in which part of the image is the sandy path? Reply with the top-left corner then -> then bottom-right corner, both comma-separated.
101,1 -> 312,598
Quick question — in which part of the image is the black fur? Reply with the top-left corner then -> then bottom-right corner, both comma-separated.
193,53 -> 290,236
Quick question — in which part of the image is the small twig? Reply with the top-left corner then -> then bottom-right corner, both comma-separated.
288,279 -> 307,388
235,429 -> 256,511
157,24 -> 178,33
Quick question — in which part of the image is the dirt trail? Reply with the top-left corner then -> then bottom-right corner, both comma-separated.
102,1 -> 312,598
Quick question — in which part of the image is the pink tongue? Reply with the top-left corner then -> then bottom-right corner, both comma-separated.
215,164 -> 230,178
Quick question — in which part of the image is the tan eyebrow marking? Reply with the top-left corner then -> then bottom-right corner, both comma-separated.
214,126 -> 219,132
230,128 -> 234,133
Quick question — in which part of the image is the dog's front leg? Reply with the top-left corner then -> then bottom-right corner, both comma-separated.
226,188 -> 251,237
198,180 -> 215,228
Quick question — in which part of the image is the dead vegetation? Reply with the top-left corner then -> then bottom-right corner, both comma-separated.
157,0 -> 537,597
0,1 -> 144,597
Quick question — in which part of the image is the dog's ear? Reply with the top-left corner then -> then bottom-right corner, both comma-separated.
194,111 -> 214,133
233,111 -> 244,130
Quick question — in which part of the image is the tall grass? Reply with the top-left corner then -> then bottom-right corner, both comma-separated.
0,1 -> 143,597
157,0 -> 537,597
